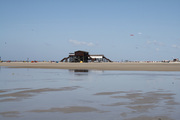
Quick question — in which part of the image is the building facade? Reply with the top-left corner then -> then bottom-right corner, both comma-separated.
61,50 -> 112,62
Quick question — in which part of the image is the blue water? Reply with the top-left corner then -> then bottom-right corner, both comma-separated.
0,67 -> 180,120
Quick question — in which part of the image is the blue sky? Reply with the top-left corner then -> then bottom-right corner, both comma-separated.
0,0 -> 180,61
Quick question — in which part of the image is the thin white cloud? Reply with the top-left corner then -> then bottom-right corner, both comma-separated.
138,32 -> 142,35
156,48 -> 160,51
69,39 -> 95,47
146,40 -> 163,46
172,44 -> 180,49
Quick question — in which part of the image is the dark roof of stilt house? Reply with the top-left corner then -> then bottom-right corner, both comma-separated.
75,50 -> 88,53
74,50 -> 89,55
69,50 -> 88,56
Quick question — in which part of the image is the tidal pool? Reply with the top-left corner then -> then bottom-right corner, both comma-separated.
0,67 -> 180,120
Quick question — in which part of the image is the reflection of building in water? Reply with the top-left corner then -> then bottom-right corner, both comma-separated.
68,69 -> 89,76
74,69 -> 88,72
69,69 -> 104,74
61,50 -> 112,62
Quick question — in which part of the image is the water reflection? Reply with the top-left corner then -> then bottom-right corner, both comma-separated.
74,69 -> 89,73
69,69 -> 89,76
0,68 -> 179,120
69,69 -> 104,76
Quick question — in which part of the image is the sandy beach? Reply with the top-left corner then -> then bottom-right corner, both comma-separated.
1,62 -> 180,71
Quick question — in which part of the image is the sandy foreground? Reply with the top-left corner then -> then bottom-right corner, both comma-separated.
1,62 -> 180,71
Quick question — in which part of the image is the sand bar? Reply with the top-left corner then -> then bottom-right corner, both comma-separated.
0,62 -> 180,71
1,62 -> 180,71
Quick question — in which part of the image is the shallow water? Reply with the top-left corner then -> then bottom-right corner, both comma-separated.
0,67 -> 180,120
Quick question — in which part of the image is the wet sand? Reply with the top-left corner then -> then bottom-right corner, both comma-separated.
1,88 -> 178,119
0,86 -> 81,102
1,62 -> 180,71
0,67 -> 180,120
28,106 -> 106,113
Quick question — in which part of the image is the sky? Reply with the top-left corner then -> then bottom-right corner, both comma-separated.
0,0 -> 180,61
